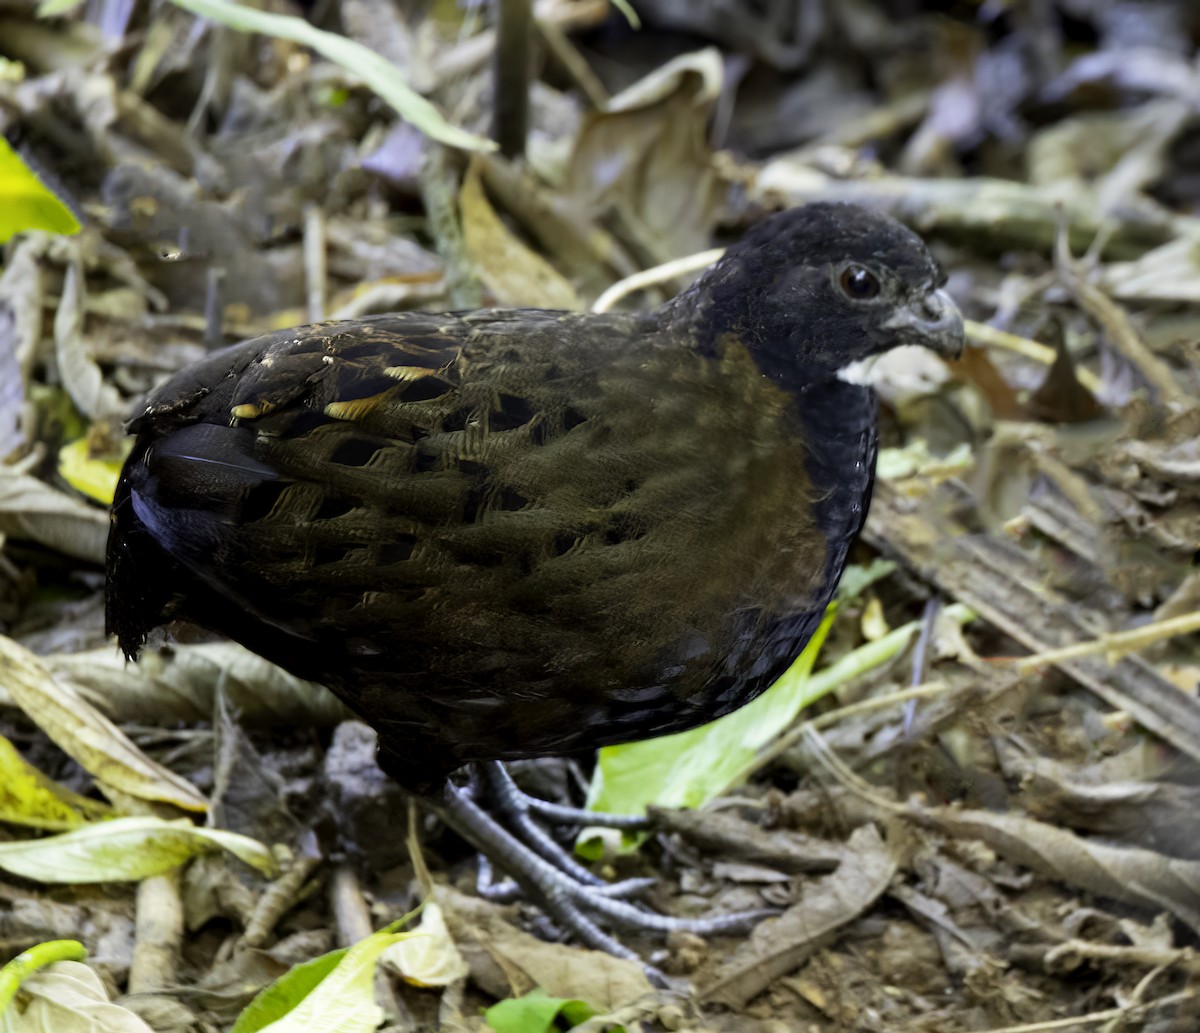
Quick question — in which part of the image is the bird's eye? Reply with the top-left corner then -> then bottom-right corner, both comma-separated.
839,265 -> 880,300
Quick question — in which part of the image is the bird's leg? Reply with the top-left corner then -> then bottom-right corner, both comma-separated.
481,762 -> 655,898
429,772 -> 779,944
474,854 -> 523,903
491,763 -> 654,831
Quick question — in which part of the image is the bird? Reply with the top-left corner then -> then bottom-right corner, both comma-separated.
106,202 -> 963,959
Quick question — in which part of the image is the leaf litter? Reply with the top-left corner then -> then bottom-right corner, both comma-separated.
2,1 -> 1200,1030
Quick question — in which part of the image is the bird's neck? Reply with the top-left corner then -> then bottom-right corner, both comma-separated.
791,375 -> 879,582
650,289 -> 860,392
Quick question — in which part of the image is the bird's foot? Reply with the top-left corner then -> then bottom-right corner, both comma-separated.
428,763 -> 777,969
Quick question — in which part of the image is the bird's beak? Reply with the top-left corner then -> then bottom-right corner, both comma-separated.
884,288 -> 964,359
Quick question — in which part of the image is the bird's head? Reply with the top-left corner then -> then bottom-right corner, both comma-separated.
682,202 -> 964,386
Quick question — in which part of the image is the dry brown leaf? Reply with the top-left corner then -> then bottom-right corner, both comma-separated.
908,804 -> 1200,933
460,159 -> 580,310
435,885 -> 652,1010
699,824 -> 898,1008
566,48 -> 725,260
998,741 -> 1200,860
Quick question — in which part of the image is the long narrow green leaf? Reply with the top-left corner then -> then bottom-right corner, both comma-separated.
584,610 -> 836,831
168,0 -> 494,152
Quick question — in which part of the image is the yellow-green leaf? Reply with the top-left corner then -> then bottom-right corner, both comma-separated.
0,735 -> 114,830
0,957 -> 155,1033
0,138 -> 81,243
0,817 -> 277,883
0,941 -> 88,1016
232,923 -> 414,1033
57,437 -> 130,506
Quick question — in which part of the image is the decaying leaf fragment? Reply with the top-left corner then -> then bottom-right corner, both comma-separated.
0,467 -> 108,564
460,159 -> 580,310
566,48 -> 725,260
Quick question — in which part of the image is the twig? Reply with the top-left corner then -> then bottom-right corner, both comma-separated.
592,248 -> 724,312
1054,223 -> 1187,406
537,17 -> 608,109
903,596 -> 940,734
1009,609 -> 1200,674
963,320 -> 1104,395
303,203 -> 327,323
493,0 -> 532,159
128,870 -> 184,993
1043,939 -> 1200,977
967,989 -> 1197,1033
330,864 -> 416,1031
239,853 -> 322,949
801,726 -> 903,813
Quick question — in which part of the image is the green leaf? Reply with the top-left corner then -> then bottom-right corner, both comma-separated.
166,0 -> 494,152
229,949 -> 347,1033
0,138 -> 81,243
582,609 -> 836,851
0,817 -> 277,883
230,922 -> 414,1033
835,558 -> 897,604
610,0 -> 640,28
485,989 -> 617,1033
57,437 -> 131,506
36,0 -> 86,15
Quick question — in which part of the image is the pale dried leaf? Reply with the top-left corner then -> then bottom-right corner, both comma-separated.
566,48 -> 724,258
0,961 -> 154,1033
53,258 -> 124,420
0,817 -> 277,883
381,902 -> 469,987
0,635 -> 208,813
0,467 -> 108,563
45,641 -> 347,727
